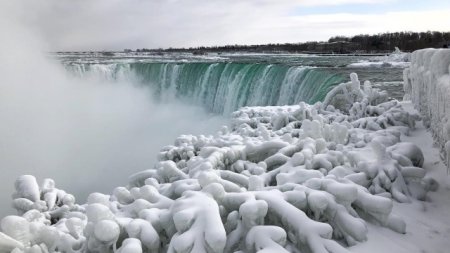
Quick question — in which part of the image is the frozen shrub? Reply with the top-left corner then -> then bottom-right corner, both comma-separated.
0,73 -> 435,253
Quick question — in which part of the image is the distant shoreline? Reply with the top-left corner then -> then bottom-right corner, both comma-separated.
53,51 -> 389,56
53,31 -> 450,55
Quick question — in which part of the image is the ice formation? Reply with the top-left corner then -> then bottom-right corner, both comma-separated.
347,48 -> 410,68
403,48 -> 450,166
0,73 -> 437,253
383,47 -> 411,64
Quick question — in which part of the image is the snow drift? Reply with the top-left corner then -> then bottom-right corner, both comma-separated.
0,73 -> 437,253
403,48 -> 450,166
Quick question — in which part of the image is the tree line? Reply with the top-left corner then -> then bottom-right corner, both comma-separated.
134,31 -> 450,54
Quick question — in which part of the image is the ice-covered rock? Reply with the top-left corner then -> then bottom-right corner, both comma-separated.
0,72 -> 436,253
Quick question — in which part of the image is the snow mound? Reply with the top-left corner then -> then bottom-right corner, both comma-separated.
403,48 -> 450,166
0,73 -> 436,253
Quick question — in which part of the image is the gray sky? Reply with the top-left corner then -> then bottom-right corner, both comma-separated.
3,0 -> 450,51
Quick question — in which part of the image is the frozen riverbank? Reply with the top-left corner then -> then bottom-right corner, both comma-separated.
1,72 -> 447,253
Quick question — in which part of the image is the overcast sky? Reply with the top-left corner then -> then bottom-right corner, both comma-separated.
4,0 -> 450,51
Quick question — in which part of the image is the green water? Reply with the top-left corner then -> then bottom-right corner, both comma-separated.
61,51 -> 407,113
68,62 -> 345,114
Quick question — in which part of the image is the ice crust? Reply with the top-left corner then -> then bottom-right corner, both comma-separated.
403,49 -> 450,167
0,73 -> 437,253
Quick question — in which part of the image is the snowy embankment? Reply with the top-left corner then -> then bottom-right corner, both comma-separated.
0,73 -> 443,253
403,48 -> 450,165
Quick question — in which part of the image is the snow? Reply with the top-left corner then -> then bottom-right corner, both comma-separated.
350,102 -> 450,253
0,69 -> 449,253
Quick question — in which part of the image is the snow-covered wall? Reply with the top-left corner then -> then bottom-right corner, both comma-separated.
403,49 -> 450,165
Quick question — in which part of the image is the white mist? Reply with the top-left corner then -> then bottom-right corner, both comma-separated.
0,2 -> 226,216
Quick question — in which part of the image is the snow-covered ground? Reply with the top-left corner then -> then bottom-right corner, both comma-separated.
350,102 -> 450,253
1,70 -> 449,253
353,48 -> 450,253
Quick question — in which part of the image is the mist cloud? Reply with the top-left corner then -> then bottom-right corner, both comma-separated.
0,1 -> 226,216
